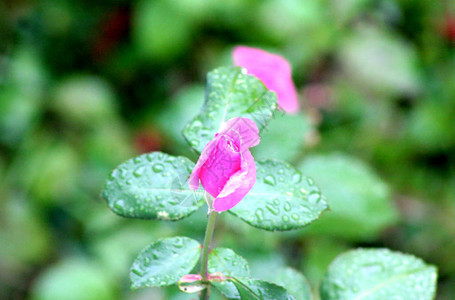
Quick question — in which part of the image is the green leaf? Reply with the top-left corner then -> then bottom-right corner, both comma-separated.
134,0 -> 195,60
339,27 -> 420,96
30,258 -> 115,300
130,236 -> 201,289
252,112 -> 314,162
102,152 -> 204,221
298,153 -> 398,240
155,85 -> 204,150
272,268 -> 313,300
320,248 -> 438,300
209,248 -> 250,299
229,159 -> 328,231
183,66 -> 277,153
231,277 -> 294,300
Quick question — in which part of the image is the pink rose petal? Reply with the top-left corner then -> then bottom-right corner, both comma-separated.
213,150 -> 256,212
199,135 -> 242,197
188,138 -> 218,190
233,46 -> 299,114
188,117 -> 259,212
219,117 -> 260,150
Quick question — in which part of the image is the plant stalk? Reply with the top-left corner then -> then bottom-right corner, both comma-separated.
199,195 -> 218,300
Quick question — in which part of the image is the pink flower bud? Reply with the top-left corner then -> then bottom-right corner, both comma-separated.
189,117 -> 259,212
232,46 -> 299,114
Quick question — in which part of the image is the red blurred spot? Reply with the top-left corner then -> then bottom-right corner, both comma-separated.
303,83 -> 333,109
93,6 -> 130,59
134,129 -> 163,154
442,14 -> 455,42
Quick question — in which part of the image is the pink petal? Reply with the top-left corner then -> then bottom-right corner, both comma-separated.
179,274 -> 202,283
199,135 -> 242,197
219,117 -> 260,150
213,149 -> 256,212
188,137 -> 219,190
233,46 -> 299,114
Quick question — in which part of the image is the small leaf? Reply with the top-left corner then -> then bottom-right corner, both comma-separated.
102,152 -> 204,220
183,66 -> 277,153
320,248 -> 438,300
229,159 -> 328,231
209,248 -> 250,299
298,153 -> 398,240
130,236 -> 201,289
271,268 -> 313,300
231,277 -> 294,300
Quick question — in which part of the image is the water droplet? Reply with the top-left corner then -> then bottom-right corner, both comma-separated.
291,213 -> 300,220
114,199 -> 125,210
308,192 -> 321,204
362,263 -> 384,274
307,177 -> 314,185
131,268 -> 144,276
263,175 -> 276,186
153,163 -> 164,173
283,201 -> 291,212
292,173 -> 302,183
117,168 -> 127,179
192,119 -> 203,128
133,166 -> 145,178
255,208 -> 264,222
278,168 -> 284,174
190,139 -> 200,147
273,199 -> 280,206
282,215 -> 290,222
266,204 -> 279,215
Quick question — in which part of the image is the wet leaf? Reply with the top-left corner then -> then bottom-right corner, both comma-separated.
130,237 -> 201,289
183,66 -> 277,153
320,248 -> 437,300
231,277 -> 294,300
102,152 -> 204,221
272,267 -> 313,300
209,248 -> 250,299
229,159 -> 328,231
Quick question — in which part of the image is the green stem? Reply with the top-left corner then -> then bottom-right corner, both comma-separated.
199,196 -> 218,300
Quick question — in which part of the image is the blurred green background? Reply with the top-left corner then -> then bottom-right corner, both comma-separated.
1,0 -> 454,299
